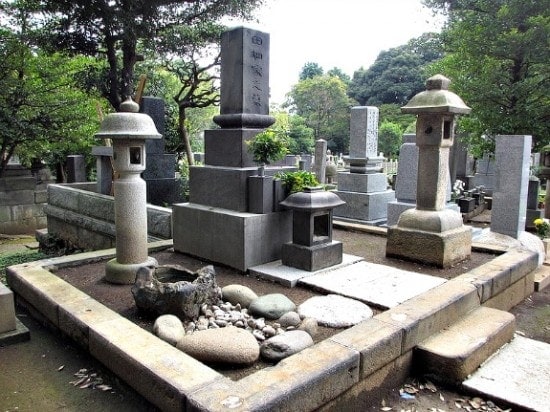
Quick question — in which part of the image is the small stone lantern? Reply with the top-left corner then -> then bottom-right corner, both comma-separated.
280,187 -> 345,271
96,99 -> 161,284
386,74 -> 472,267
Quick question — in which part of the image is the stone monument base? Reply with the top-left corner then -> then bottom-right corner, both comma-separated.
105,256 -> 158,284
386,225 -> 471,268
282,240 -> 343,272
334,190 -> 395,223
387,201 -> 461,227
172,203 -> 292,272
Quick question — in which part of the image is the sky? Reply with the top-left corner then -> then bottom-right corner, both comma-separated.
231,0 -> 445,104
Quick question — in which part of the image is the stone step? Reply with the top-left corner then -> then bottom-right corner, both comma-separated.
534,264 -> 550,291
413,306 -> 515,384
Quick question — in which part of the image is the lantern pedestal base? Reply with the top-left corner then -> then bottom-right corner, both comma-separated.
282,240 -> 343,272
386,225 -> 471,268
105,256 -> 158,285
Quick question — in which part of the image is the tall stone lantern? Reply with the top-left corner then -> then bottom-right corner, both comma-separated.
96,99 -> 161,284
386,75 -> 472,268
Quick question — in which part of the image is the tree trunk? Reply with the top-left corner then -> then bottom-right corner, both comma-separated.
178,105 -> 194,166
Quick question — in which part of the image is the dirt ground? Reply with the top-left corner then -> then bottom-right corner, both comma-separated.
1,227 -> 548,411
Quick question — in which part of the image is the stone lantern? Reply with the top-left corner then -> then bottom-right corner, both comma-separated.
280,187 -> 345,271
96,99 -> 161,284
386,74 -> 472,267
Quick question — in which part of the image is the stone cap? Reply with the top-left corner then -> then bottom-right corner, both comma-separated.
96,99 -> 161,141
280,186 -> 345,211
401,74 -> 471,115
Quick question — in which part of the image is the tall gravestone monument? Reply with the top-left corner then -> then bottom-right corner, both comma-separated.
386,134 -> 418,226
334,106 -> 395,224
172,27 -> 293,272
490,135 -> 532,238
386,75 -> 472,268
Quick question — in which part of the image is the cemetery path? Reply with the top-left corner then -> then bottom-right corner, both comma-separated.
0,229 -> 548,411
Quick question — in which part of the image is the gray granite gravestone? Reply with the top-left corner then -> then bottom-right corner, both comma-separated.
334,106 -> 395,224
313,139 -> 327,184
66,155 -> 86,183
386,134 -> 418,226
92,146 -> 113,195
491,135 -> 532,238
474,154 -> 496,195
140,96 -> 181,206
526,177 -> 543,229
172,27 -> 293,272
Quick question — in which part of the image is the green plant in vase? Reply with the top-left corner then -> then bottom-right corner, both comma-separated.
247,129 -> 288,176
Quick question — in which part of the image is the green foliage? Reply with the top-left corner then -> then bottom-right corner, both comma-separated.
275,170 -> 319,194
379,104 -> 416,132
287,74 -> 353,154
0,13 -> 104,176
378,121 -> 404,159
424,0 -> 550,155
247,129 -> 289,165
299,62 -> 324,81
0,250 -> 46,285
36,0 -> 264,108
287,115 -> 315,154
349,33 -> 443,106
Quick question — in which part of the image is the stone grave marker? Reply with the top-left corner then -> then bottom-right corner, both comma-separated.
334,106 -> 395,224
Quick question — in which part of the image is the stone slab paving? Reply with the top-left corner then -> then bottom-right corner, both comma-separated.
248,254 -> 363,287
463,335 -> 550,412
298,261 -> 446,309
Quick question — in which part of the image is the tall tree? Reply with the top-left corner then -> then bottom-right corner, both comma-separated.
349,33 -> 443,106
424,0 -> 550,155
0,3 -> 102,177
38,0 -> 264,110
287,75 -> 353,153
299,62 -> 324,81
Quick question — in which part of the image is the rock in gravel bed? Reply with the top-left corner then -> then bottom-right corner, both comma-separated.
248,293 -> 296,319
176,326 -> 259,364
298,294 -> 373,328
221,284 -> 258,308
260,330 -> 314,361
153,314 -> 185,346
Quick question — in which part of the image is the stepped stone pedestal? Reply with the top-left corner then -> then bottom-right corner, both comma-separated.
0,284 -> 30,345
172,27 -> 293,272
334,106 -> 394,224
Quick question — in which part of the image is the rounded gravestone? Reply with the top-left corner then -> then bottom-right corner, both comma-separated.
176,326 -> 259,365
248,293 -> 296,319
222,284 -> 258,308
298,294 -> 373,328
260,330 -> 314,361
153,314 -> 185,346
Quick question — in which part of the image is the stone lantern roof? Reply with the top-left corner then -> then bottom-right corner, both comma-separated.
96,99 -> 161,141
401,74 -> 471,115
280,186 -> 345,211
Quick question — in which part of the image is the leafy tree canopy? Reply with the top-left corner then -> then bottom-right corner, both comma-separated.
424,0 -> 550,155
348,33 -> 443,106
286,74 -> 354,154
299,62 -> 324,81
37,0 -> 264,109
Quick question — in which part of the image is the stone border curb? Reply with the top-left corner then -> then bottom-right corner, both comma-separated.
6,241 -> 537,411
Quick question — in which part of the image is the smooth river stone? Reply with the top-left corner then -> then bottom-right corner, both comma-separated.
260,330 -> 314,361
298,294 -> 373,328
248,293 -> 296,319
221,284 -> 258,308
176,326 -> 259,365
153,314 -> 185,346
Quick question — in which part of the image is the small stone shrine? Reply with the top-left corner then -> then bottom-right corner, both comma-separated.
95,99 -> 160,283
386,75 -> 472,268
334,106 -> 395,224
280,187 -> 345,271
172,27 -> 293,272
